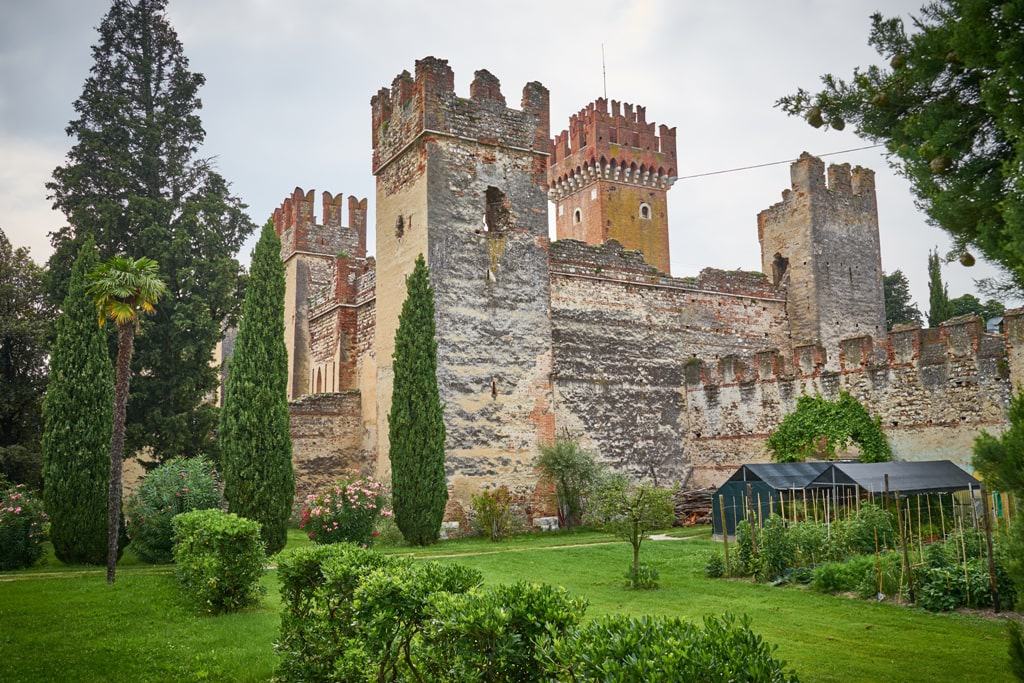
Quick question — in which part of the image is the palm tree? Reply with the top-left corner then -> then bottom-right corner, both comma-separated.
88,256 -> 167,583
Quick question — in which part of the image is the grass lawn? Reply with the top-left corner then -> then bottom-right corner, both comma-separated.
0,527 -> 1013,682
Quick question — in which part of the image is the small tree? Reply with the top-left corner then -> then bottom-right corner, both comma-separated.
389,254 -> 447,546
220,220 -> 294,554
535,438 -> 603,529
882,270 -> 923,330
88,255 -> 168,583
927,249 -> 952,327
591,473 -> 675,588
41,238 -> 113,564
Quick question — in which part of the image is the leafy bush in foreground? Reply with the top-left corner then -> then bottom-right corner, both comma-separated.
0,484 -> 47,570
126,457 -> 222,563
541,613 -> 799,682
171,509 -> 264,613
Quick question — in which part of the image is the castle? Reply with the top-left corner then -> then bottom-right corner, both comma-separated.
221,57 -> 1022,526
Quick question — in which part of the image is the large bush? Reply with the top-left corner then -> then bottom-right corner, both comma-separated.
540,613 -> 798,682
470,485 -> 516,541
535,438 -> 602,529
299,476 -> 386,546
0,484 -> 47,570
126,457 -> 223,563
171,508 -> 265,613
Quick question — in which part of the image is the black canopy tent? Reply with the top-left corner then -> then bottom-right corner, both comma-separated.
808,460 -> 981,496
711,462 -> 831,536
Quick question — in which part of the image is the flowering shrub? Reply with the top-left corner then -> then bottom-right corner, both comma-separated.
126,457 -> 223,563
300,476 -> 387,546
0,484 -> 47,570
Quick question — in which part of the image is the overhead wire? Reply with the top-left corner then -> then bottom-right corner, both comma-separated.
675,143 -> 886,181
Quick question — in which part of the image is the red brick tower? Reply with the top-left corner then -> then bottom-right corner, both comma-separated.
548,98 -> 677,274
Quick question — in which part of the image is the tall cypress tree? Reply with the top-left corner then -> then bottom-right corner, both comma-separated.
220,221 -> 293,554
389,254 -> 447,545
927,249 -> 951,327
41,238 -> 114,564
46,0 -> 254,463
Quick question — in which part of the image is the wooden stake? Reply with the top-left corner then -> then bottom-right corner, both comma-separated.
719,493 -> 731,575
981,487 -> 1001,612
926,493 -> 934,542
939,493 -> 947,539
915,496 -> 924,561
892,478 -> 915,603
803,487 -> 808,522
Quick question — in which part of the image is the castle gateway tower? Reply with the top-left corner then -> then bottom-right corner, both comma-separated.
371,57 -> 555,510
547,98 -> 677,274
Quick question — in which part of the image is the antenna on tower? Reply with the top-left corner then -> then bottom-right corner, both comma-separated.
601,43 -> 607,99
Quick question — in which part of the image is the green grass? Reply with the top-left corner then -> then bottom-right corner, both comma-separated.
0,528 -> 1014,682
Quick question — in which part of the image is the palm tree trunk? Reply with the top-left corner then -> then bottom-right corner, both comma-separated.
106,322 -> 135,584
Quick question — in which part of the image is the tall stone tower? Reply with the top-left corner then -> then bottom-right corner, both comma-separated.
757,153 -> 886,357
371,57 -> 554,509
272,188 -> 367,399
547,98 -> 677,274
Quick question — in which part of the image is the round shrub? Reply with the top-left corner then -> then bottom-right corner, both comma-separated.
125,457 -> 223,563
300,476 -> 386,546
0,484 -> 47,570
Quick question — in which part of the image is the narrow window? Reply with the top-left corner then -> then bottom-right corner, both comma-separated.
485,186 -> 510,232
772,252 -> 789,287
639,202 -> 651,220
395,215 -> 404,238
491,378 -> 498,399
573,208 -> 582,224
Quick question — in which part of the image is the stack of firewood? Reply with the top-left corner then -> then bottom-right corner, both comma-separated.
674,486 -> 714,526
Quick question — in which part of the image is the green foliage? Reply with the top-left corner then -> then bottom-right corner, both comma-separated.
471,485 -> 517,541
534,438 -> 603,529
777,1 -> 1024,291
756,515 -> 796,582
0,228 -> 53,459
882,269 -> 923,329
41,238 -> 113,565
388,254 -> 447,546
927,249 -> 953,327
125,457 -> 222,563
1009,620 -> 1024,682
948,293 -> 1004,321
299,476 -> 385,546
767,392 -> 891,463
171,508 -> 265,613
420,582 -> 586,682
0,445 -> 42,492
274,543 -> 483,682
811,556 -> 876,594
1003,516 -> 1024,594
540,613 -> 799,682
46,0 -> 254,462
789,521 -> 829,566
705,551 -> 726,578
0,484 -> 47,570
220,221 -> 294,555
624,563 -> 661,590
856,551 -> 905,600
974,390 -> 1024,495
736,519 -> 756,574
831,503 -> 897,556
590,474 -> 675,587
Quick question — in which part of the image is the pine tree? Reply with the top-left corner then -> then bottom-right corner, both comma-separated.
220,221 -> 293,554
46,0 -> 254,463
927,249 -> 952,327
41,238 -> 114,564
389,254 -> 447,545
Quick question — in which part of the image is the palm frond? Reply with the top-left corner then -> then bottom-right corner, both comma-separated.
88,255 -> 170,327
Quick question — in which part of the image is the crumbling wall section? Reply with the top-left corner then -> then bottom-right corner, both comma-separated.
549,239 -> 788,485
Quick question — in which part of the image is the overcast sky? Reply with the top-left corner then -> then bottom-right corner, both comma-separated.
0,0 -> 1006,310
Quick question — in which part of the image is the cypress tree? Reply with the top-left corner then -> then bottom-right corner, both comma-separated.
220,221 -> 293,554
41,238 -> 114,564
389,254 -> 447,545
927,249 -> 951,327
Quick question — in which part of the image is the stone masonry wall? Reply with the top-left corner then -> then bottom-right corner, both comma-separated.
289,391 -> 373,505
550,239 -> 788,486
683,313 -> 1020,487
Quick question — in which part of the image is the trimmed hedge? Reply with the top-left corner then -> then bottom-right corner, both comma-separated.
541,613 -> 799,682
171,509 -> 264,613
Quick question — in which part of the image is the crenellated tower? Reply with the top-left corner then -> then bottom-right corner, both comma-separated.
271,187 -> 368,399
757,152 -> 885,360
547,98 -> 677,274
371,57 -> 555,513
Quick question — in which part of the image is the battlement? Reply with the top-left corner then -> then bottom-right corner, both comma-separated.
758,152 -> 876,221
684,313 -> 1009,389
271,187 -> 367,259
371,56 -> 549,174
547,98 -> 677,200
